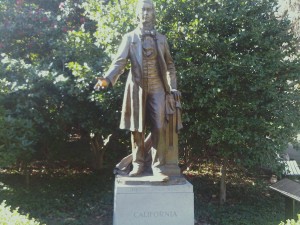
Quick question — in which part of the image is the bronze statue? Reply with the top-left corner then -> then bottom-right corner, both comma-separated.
95,0 -> 182,181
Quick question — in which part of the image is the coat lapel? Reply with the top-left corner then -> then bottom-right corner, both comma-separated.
130,29 -> 143,69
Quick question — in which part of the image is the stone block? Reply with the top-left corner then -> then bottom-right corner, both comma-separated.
113,176 -> 194,225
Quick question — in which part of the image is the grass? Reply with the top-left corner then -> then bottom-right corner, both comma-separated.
185,161 -> 286,225
0,164 -> 114,225
192,175 -> 284,224
0,161 -> 292,225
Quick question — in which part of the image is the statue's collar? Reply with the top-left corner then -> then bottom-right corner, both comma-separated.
136,27 -> 156,39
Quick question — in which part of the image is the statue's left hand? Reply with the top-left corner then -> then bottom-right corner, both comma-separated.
171,89 -> 181,99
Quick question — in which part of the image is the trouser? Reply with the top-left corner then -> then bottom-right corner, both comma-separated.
131,89 -> 166,174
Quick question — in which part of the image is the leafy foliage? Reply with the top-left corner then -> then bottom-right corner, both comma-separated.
0,201 -> 43,225
0,113 -> 37,167
280,215 -> 300,225
0,0 -> 126,168
156,0 -> 300,171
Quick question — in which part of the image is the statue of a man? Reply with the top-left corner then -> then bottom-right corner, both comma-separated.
95,0 -> 180,181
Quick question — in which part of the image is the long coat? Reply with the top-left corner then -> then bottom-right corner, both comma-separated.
104,28 -> 177,132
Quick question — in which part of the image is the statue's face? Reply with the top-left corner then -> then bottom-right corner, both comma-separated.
137,2 -> 154,25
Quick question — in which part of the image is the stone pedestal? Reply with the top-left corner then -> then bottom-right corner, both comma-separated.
113,176 -> 194,225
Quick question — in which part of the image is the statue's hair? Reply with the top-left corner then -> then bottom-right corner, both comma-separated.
135,0 -> 156,25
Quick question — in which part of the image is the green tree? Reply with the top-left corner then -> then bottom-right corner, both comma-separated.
158,0 -> 300,203
0,0 -> 123,170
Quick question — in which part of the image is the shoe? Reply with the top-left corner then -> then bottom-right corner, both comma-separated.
153,172 -> 169,181
128,169 -> 143,177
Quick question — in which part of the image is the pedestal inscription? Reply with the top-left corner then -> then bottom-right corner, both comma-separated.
113,177 -> 194,225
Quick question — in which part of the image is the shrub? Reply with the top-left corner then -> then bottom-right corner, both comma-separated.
0,201 -> 43,225
0,108 -> 37,167
279,215 -> 300,225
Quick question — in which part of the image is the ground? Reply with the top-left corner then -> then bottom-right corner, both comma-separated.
0,161 -> 294,225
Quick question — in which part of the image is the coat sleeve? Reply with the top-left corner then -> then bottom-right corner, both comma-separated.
164,37 -> 177,90
103,34 -> 130,86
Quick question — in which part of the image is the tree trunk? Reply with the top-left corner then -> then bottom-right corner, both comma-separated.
92,149 -> 105,171
220,160 -> 227,205
24,166 -> 30,188
90,133 -> 112,171
90,135 -> 104,171
18,160 -> 30,188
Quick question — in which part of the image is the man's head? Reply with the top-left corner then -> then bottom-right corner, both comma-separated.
136,0 -> 156,27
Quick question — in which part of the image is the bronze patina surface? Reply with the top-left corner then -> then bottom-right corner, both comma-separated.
95,0 -> 182,181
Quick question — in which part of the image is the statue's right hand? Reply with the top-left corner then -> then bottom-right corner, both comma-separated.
94,78 -> 108,91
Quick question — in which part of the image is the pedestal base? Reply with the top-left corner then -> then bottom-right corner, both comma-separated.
113,176 -> 194,225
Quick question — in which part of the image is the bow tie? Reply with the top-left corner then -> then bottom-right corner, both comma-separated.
140,29 -> 156,39
143,29 -> 156,36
